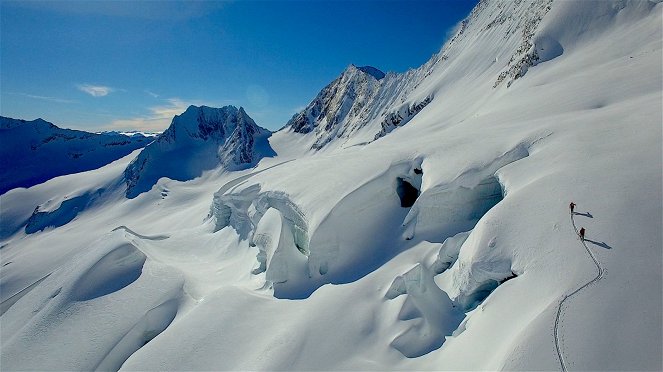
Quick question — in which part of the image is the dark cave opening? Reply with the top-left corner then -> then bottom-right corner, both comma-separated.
396,177 -> 420,208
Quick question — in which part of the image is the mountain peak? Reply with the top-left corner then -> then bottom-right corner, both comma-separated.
286,64 -> 386,146
124,105 -> 275,198
162,105 -> 251,143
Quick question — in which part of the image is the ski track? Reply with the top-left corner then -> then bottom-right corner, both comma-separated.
554,209 -> 605,372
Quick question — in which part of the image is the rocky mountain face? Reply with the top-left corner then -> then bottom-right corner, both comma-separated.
286,64 -> 385,148
124,105 -> 274,198
0,116 -> 150,195
286,62 -> 440,149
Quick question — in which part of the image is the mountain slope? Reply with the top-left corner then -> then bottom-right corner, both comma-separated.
124,105 -> 274,198
285,60 -> 438,150
0,0 -> 661,371
0,117 -> 150,195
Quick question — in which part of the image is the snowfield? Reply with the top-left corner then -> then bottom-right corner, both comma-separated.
1,0 -> 661,371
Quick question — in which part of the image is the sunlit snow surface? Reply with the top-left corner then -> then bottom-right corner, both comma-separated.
1,0 -> 661,370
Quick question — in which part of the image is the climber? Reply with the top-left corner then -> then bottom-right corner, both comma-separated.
579,227 -> 586,241
569,202 -> 576,213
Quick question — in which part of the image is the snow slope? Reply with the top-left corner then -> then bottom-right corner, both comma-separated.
0,117 -> 150,195
1,0 -> 661,371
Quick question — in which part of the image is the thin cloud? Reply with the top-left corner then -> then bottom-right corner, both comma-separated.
104,98 -> 235,132
10,92 -> 76,104
77,84 -> 115,97
145,90 -> 160,98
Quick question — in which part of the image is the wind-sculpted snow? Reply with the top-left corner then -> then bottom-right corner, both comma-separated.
211,184 -> 262,239
430,231 -> 472,274
0,273 -> 52,316
212,186 -> 309,250
441,227 -> 520,312
403,144 -> 528,242
253,191 -> 310,255
0,116 -> 149,195
421,144 -> 533,318
72,243 -> 147,301
211,186 -> 312,295
24,189 -> 103,234
379,145 -> 531,357
124,105 -> 274,198
385,264 -> 464,358
95,299 -> 179,371
250,208 -> 309,287
0,231 -> 185,370
211,153 -> 521,301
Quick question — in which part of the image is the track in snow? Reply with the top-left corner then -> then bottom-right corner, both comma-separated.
553,209 -> 605,372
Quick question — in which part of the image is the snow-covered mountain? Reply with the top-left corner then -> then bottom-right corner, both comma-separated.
98,130 -> 161,138
282,0 -> 567,150
0,116 -> 150,195
1,0 -> 661,371
285,61 -> 437,149
124,105 -> 274,198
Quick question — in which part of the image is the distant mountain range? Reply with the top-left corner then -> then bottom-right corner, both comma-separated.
0,117 -> 150,195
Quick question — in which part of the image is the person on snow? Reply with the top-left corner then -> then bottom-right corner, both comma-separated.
579,227 -> 586,241
569,202 -> 576,213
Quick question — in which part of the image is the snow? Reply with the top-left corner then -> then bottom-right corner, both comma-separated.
357,65 -> 386,80
1,0 -> 661,371
0,117 -> 149,195
98,130 -> 161,138
124,105 -> 274,198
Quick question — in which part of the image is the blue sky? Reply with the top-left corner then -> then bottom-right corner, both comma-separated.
1,1 -> 478,132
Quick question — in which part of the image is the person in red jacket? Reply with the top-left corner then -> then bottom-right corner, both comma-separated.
579,227 -> 586,241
